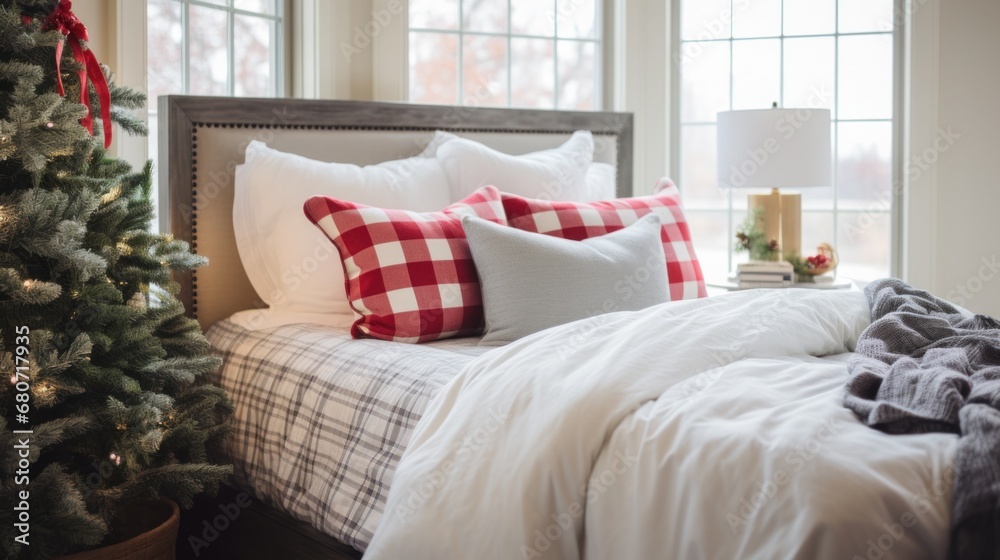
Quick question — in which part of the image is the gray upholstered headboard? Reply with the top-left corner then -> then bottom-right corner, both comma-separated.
158,95 -> 634,329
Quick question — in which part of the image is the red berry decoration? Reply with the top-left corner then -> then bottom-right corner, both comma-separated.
802,243 -> 837,276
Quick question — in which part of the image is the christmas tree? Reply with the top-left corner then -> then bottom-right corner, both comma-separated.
0,1 -> 233,558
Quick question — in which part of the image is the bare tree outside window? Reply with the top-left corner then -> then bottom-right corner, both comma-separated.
409,0 -> 602,110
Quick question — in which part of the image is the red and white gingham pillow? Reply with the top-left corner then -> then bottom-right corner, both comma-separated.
501,178 -> 707,300
303,186 -> 507,343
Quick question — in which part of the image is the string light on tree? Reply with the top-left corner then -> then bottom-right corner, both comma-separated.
101,184 -> 122,204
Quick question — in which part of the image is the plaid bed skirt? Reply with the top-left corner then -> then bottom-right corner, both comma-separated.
206,320 -> 488,550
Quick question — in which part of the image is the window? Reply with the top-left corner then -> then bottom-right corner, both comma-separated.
146,0 -> 285,224
674,0 -> 897,282
408,0 -> 603,109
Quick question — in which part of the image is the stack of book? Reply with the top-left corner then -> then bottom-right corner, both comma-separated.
736,261 -> 794,289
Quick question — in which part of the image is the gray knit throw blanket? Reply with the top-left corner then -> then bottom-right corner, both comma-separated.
845,278 -> 1000,560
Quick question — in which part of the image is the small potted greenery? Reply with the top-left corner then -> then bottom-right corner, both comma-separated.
734,209 -> 780,262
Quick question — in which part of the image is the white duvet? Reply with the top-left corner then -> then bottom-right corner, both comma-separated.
364,289 -> 957,560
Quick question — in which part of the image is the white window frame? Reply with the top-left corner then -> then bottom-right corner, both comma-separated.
373,0 -> 618,107
669,0 -> 905,280
153,0 -> 285,98
406,0 -> 612,111
146,0 -> 286,120
142,1 -> 287,135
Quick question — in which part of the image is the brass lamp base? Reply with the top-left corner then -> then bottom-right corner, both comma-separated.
747,188 -> 801,259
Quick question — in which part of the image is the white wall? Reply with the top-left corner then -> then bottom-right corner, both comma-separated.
73,1 -> 111,63
295,0 -> 376,100
905,0 -> 1000,316
616,0 -> 671,194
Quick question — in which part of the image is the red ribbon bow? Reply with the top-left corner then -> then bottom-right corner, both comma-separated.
23,0 -> 113,149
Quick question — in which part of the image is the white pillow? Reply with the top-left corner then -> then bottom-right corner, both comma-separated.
438,131 -> 595,201
425,130 -> 459,154
233,140 -> 453,318
583,162 -> 618,201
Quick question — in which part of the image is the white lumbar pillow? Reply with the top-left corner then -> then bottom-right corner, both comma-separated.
233,140 -> 453,319
437,130 -> 595,202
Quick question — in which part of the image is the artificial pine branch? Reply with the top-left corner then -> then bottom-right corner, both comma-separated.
107,82 -> 145,111
108,107 -> 147,137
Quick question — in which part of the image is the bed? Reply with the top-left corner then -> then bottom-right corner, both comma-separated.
160,96 -> 983,560
158,95 -> 635,558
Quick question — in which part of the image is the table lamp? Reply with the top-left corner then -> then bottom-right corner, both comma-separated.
716,105 -> 831,259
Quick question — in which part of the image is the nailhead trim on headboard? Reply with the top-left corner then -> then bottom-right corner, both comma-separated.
190,127 -> 199,315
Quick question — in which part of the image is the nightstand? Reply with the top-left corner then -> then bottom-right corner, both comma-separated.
707,276 -> 856,295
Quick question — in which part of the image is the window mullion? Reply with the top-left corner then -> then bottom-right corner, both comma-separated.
832,0 -> 841,247
727,0 -> 735,275
595,0 -> 603,109
553,0 -> 560,109
457,2 -> 465,104
778,0 -> 785,108
227,8 -> 235,95
889,0 -> 904,276
277,1 -> 286,97
181,0 -> 190,94
506,0 -> 512,107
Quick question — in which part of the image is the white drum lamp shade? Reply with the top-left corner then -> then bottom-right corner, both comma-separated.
717,108 -> 832,189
